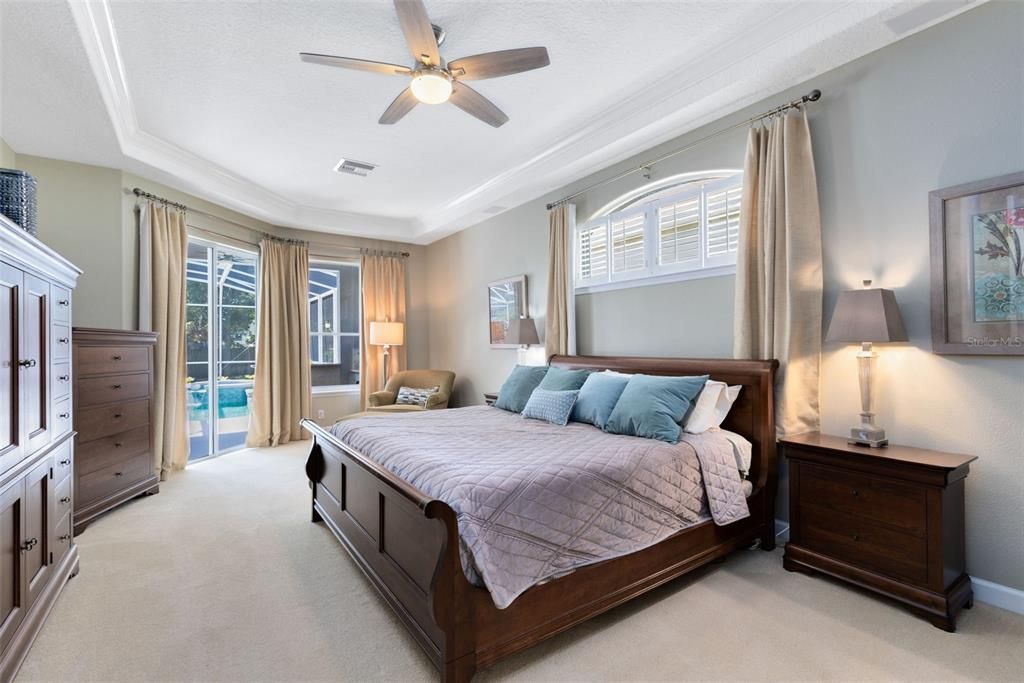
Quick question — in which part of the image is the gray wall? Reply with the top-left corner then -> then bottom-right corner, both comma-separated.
426,1 -> 1024,590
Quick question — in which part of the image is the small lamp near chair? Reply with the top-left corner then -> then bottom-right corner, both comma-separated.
369,319 -> 404,386
825,280 -> 908,448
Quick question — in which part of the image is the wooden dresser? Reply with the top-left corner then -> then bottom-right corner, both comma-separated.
781,432 -> 977,632
0,214 -> 81,679
72,328 -> 159,534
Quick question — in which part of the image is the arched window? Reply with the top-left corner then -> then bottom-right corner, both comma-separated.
575,170 -> 743,292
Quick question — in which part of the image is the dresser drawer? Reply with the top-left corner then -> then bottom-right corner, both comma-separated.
52,362 -> 71,399
52,286 -> 71,323
77,424 -> 151,476
54,475 -> 73,516
798,461 -> 927,537
52,510 -> 72,566
52,324 -> 71,360
77,399 -> 150,443
78,372 -> 150,408
53,397 -> 72,438
52,440 -> 73,483
77,451 -> 153,507
77,345 -> 149,377
799,503 -> 928,583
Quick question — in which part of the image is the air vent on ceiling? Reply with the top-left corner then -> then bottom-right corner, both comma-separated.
334,158 -> 377,176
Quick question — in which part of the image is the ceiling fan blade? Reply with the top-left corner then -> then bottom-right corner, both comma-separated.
300,52 -> 411,76
379,87 -> 419,125
448,83 -> 509,128
393,0 -> 439,66
448,47 -> 550,81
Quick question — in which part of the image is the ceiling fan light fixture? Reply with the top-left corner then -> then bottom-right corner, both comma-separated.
410,68 -> 453,104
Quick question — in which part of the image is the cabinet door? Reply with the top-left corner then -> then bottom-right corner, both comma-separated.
23,457 -> 51,606
0,262 -> 23,473
0,477 -> 24,655
21,274 -> 49,455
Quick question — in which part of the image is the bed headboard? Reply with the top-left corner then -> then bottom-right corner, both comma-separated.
548,355 -> 778,491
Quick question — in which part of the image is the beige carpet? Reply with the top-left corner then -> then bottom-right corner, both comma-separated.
17,441 -> 1023,682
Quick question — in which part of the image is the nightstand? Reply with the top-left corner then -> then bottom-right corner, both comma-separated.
483,392 -> 498,406
781,432 -> 977,632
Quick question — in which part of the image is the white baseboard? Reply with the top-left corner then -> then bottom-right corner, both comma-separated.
971,577 -> 1024,615
773,519 -> 1023,616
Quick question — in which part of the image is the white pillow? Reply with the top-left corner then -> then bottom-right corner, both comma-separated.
712,384 -> 742,428
601,369 -> 634,378
684,381 -> 742,433
717,428 -> 753,477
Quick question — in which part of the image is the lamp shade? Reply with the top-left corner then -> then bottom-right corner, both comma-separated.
505,317 -> 540,346
369,321 -> 404,346
825,286 -> 908,343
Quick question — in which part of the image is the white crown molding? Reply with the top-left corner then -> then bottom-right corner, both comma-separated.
68,0 -> 982,245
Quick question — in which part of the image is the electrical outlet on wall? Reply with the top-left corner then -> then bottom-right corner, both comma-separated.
317,409 -> 325,419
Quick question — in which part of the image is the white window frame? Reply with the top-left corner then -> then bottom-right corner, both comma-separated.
574,172 -> 742,294
309,260 -> 361,394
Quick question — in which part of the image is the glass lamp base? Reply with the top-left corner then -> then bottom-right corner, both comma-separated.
848,425 -> 888,448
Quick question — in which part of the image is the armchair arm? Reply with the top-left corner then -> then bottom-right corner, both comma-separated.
424,391 -> 450,410
369,390 -> 396,407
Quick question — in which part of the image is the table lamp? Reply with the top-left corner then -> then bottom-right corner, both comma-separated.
505,317 -> 540,348
369,319 -> 404,386
825,280 -> 908,448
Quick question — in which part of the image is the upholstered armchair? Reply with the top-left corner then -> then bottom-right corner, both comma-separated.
367,369 -> 456,413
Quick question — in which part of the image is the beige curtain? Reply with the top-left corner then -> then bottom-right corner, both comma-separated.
143,201 -> 189,479
360,253 -> 407,410
733,110 -> 823,437
545,203 -> 576,358
247,239 -> 311,447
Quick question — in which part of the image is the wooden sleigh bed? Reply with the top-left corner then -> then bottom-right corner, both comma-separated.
301,355 -> 778,682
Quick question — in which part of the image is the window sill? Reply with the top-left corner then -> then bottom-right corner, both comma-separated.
312,385 -> 360,396
575,264 -> 736,295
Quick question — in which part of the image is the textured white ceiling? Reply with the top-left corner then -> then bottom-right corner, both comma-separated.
0,0 -> 981,243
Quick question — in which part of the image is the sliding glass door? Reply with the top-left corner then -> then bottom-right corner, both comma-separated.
185,239 -> 258,460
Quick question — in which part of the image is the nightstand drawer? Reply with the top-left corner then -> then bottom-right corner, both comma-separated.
799,461 -> 927,537
799,503 -> 928,583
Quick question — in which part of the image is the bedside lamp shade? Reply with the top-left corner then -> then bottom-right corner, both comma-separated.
826,285 -> 908,343
505,317 -> 540,347
369,321 -> 404,347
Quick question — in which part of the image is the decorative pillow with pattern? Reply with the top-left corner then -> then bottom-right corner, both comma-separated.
521,388 -> 580,426
395,385 -> 440,407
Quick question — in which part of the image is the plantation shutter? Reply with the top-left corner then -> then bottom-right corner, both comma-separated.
657,189 -> 702,271
576,219 -> 609,285
610,209 -> 646,278
704,177 -> 743,266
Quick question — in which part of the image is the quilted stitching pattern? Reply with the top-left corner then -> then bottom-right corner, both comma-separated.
521,388 -> 579,425
330,406 -> 749,608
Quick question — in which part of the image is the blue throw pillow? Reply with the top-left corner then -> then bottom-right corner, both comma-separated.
571,372 -> 629,429
604,374 -> 709,443
494,365 -> 549,413
521,388 -> 580,426
538,367 -> 591,391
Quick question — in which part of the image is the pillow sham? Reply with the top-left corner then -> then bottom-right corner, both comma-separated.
605,374 -> 709,443
395,385 -> 440,407
521,388 -> 580,426
494,365 -> 549,413
570,372 -> 629,429
538,367 -> 590,391
712,384 -> 742,428
684,381 -> 743,433
717,428 -> 753,477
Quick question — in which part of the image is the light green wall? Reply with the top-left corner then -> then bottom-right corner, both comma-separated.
425,1 -> 1024,590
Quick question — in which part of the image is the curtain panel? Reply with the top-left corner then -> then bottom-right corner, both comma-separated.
247,239 -> 312,447
733,111 -> 823,437
545,203 -> 576,358
360,253 -> 407,410
140,201 -> 189,478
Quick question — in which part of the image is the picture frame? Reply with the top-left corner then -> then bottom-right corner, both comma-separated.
488,275 -> 527,348
929,171 -> 1024,355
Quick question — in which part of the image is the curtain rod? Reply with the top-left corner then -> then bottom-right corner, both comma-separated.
545,89 -> 821,211
132,187 -> 409,256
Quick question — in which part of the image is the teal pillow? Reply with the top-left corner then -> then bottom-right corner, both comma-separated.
605,374 -> 709,443
494,365 -> 549,413
538,367 -> 591,391
571,372 -> 629,429
521,388 -> 580,426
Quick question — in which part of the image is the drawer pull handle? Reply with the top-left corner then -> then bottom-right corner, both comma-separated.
114,471 -> 124,477
852,534 -> 860,542
59,458 -> 71,466
58,412 -> 70,419
17,359 -> 36,368
114,413 -> 123,418
112,355 -> 122,361
20,538 -> 38,551
852,489 -> 859,497
59,534 -> 71,543
112,384 -> 122,389
58,338 -> 69,344
58,299 -> 69,307
60,496 -> 71,505
114,441 -> 123,448
59,374 -> 69,381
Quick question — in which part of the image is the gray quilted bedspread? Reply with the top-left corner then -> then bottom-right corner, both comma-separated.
329,406 -> 749,608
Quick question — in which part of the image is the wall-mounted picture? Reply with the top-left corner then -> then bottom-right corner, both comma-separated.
930,171 -> 1024,355
488,275 -> 527,348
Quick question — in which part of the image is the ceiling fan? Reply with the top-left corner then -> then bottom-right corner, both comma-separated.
299,0 -> 550,128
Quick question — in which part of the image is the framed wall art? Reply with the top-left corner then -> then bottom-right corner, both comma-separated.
488,275 -> 527,348
930,171 -> 1024,355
